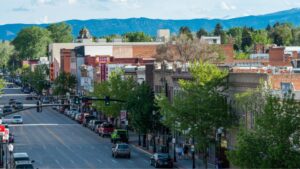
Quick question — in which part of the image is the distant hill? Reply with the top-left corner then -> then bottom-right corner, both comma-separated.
1,8 -> 300,41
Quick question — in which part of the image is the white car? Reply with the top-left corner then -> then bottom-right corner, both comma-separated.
12,115 -> 23,124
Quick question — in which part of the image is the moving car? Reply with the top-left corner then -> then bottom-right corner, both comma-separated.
150,153 -> 173,168
13,152 -> 30,163
111,129 -> 128,143
9,99 -> 16,106
112,143 -> 131,158
99,123 -> 114,137
12,115 -> 23,124
14,102 -> 23,110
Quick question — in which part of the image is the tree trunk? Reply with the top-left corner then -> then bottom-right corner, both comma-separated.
204,150 -> 208,169
142,134 -> 147,147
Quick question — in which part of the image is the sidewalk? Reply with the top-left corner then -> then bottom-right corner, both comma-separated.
129,131 -> 216,169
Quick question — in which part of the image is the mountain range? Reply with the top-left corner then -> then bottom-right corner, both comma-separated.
1,8 -> 300,41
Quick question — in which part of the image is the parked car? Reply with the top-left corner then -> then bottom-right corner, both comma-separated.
99,123 -> 114,137
83,115 -> 96,127
111,129 -> 128,143
75,114 -> 82,122
12,115 -> 23,124
112,143 -> 131,158
14,102 -> 23,110
3,105 -> 13,114
91,120 -> 104,131
150,153 -> 173,168
23,88 -> 31,94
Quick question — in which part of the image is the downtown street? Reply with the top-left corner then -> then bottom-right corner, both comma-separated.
1,87 -> 152,169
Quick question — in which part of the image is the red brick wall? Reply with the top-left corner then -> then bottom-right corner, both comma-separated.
270,74 -> 300,90
220,44 -> 234,62
60,49 -> 71,73
269,47 -> 286,66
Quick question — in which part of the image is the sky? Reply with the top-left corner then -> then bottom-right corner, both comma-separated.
1,0 -> 300,25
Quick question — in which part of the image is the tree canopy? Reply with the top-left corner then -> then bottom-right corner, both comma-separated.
47,22 -> 73,43
12,26 -> 51,60
53,72 -> 77,95
0,42 -> 15,67
123,32 -> 152,42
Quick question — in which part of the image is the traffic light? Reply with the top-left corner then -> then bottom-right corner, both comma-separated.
74,96 -> 80,105
105,96 -> 110,106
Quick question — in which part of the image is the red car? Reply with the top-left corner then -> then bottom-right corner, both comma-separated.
98,123 -> 114,137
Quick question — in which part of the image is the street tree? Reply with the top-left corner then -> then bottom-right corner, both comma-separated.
92,69 -> 136,124
228,93 -> 300,168
30,64 -> 49,94
227,27 -> 243,51
251,30 -> 271,45
0,42 -> 15,68
156,61 -> 236,169
12,26 -> 51,60
123,32 -> 152,42
127,82 -> 156,147
47,22 -> 73,43
53,72 -> 77,95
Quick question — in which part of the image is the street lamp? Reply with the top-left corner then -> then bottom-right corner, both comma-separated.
216,127 -> 224,169
7,144 -> 13,169
191,144 -> 195,169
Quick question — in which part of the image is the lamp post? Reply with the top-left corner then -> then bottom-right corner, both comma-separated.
7,144 -> 13,169
216,127 -> 223,169
172,137 -> 176,162
191,144 -> 195,169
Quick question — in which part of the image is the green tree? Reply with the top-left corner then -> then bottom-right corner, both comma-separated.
47,22 -> 73,43
252,30 -> 271,45
12,26 -> 51,60
292,27 -> 300,45
241,27 -> 253,52
127,82 -> 156,147
23,64 -> 49,94
196,28 -> 208,39
179,26 -> 193,40
214,23 -> 223,36
228,94 -> 300,168
0,42 -> 15,68
156,61 -> 235,169
123,32 -> 152,42
271,23 -> 293,46
53,72 -> 77,95
92,69 -> 136,123
227,27 -> 243,51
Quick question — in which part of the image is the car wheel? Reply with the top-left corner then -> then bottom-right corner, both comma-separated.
154,162 -> 158,168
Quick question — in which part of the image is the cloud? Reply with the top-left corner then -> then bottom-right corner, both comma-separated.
68,0 -> 77,5
32,0 -> 56,5
221,1 -> 236,11
12,7 -> 30,12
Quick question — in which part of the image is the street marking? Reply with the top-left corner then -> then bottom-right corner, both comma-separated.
97,159 -> 103,163
70,159 -> 75,164
112,159 -> 118,164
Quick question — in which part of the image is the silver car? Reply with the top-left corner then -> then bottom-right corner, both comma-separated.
112,143 -> 131,158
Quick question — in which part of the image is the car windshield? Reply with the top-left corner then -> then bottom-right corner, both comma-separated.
118,144 -> 129,149
158,154 -> 169,159
13,116 -> 21,119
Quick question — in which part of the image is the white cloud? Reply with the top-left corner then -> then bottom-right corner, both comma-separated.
34,0 -> 56,5
68,0 -> 77,5
42,16 -> 49,23
221,1 -> 236,11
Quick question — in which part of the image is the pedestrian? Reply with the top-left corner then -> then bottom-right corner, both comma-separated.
183,144 -> 189,159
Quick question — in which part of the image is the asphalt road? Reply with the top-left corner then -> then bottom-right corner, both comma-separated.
1,88 -> 153,169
